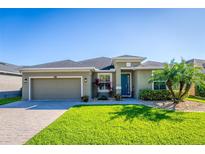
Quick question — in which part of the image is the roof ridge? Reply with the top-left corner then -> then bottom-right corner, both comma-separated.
113,55 -> 146,60
0,61 -> 20,67
78,56 -> 111,62
31,59 -> 80,67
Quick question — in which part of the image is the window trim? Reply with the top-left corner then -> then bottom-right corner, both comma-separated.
97,73 -> 112,92
152,81 -> 167,90
151,70 -> 167,90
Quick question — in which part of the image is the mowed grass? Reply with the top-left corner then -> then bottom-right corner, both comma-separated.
186,96 -> 205,104
26,104 -> 205,145
0,97 -> 21,105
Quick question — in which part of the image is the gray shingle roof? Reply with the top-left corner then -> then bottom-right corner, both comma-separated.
114,55 -> 146,59
0,62 -> 21,73
187,59 -> 205,73
26,57 -> 113,69
25,59 -> 85,68
78,57 -> 112,69
137,61 -> 165,68
22,56 -> 163,70
187,59 -> 205,67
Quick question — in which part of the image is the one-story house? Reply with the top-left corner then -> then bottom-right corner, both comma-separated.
21,55 -> 167,101
0,62 -> 22,98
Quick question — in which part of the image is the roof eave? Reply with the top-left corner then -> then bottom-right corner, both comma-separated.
94,69 -> 116,72
0,71 -> 22,76
134,67 -> 164,70
20,67 -> 95,73
120,66 -> 163,70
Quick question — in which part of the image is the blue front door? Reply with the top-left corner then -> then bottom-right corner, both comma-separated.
121,74 -> 131,96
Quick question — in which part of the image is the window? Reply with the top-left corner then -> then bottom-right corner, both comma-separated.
97,73 -> 112,92
151,70 -> 167,90
153,81 -> 166,90
126,62 -> 131,67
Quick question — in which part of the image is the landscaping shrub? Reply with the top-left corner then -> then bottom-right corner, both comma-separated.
139,89 -> 171,101
114,94 -> 122,101
81,95 -> 89,102
98,95 -> 108,100
196,85 -> 205,97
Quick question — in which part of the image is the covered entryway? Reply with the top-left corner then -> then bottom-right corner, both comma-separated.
30,77 -> 82,100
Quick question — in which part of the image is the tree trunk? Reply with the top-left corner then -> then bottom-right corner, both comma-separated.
178,81 -> 185,98
180,83 -> 192,100
166,80 -> 178,103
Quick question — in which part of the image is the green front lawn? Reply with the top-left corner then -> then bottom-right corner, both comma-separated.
0,97 -> 21,105
186,96 -> 205,104
26,104 -> 205,145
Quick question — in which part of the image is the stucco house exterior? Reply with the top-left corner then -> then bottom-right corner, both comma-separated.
187,59 -> 205,96
21,55 -> 167,101
0,62 -> 22,98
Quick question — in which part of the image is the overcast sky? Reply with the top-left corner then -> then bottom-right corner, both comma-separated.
0,8 -> 205,66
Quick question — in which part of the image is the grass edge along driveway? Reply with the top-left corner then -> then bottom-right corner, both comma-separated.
0,97 -> 21,105
26,104 -> 205,145
186,96 -> 205,104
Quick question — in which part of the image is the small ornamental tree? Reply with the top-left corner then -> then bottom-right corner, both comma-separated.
149,59 -> 205,103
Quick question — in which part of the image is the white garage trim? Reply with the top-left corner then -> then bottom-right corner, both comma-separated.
28,76 -> 83,100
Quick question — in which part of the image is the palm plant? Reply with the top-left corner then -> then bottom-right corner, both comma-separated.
150,59 -> 205,103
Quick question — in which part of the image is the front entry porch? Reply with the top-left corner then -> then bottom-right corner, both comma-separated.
93,69 -> 136,99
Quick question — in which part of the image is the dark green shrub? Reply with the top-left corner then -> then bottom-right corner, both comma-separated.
114,94 -> 122,101
98,95 -> 108,100
196,85 -> 205,97
81,95 -> 89,102
139,89 -> 171,101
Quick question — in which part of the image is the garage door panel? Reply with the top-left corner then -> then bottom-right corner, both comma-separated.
31,78 -> 81,100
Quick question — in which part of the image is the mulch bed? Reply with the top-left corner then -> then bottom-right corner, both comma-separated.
141,100 -> 205,112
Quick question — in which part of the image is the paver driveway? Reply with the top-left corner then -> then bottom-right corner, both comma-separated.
0,99 -> 140,145
0,100 -> 76,145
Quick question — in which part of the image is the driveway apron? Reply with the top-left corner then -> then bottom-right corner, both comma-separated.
0,101 -> 74,145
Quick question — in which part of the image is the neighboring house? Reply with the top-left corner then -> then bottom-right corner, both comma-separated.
187,59 -> 205,96
187,58 -> 205,73
21,55 -> 166,101
0,62 -> 22,98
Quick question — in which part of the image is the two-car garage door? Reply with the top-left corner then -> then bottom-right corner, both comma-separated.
31,78 -> 81,100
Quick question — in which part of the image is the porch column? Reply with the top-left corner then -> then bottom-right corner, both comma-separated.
116,68 -> 121,95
